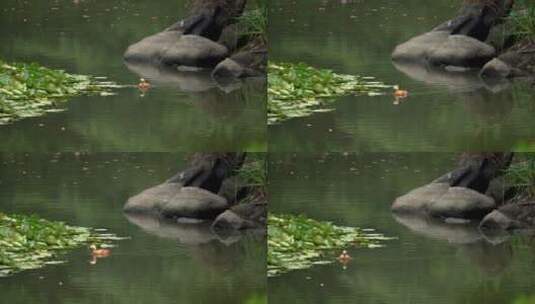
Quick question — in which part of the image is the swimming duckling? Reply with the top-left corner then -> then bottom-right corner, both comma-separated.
90,244 -> 111,257
138,78 -> 151,91
393,85 -> 409,98
337,250 -> 352,262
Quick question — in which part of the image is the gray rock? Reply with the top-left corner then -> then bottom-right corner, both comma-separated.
392,183 -> 450,214
428,187 -> 496,219
160,35 -> 229,67
124,31 -> 181,63
212,58 -> 246,79
160,187 -> 229,219
392,31 -> 450,63
480,202 -> 535,231
212,202 -> 267,230
124,183 -> 184,213
124,184 -> 229,220
212,210 -> 256,230
392,183 -> 496,219
124,32 -> 229,68
480,58 -> 514,78
479,209 -> 521,230
428,35 -> 496,68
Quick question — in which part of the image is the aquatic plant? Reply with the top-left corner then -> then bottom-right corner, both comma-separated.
268,62 -> 393,124
0,213 -> 125,277
505,154 -> 535,197
268,214 -> 392,277
0,60 -> 119,125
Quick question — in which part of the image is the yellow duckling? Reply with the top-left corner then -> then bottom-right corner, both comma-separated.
138,78 -> 152,91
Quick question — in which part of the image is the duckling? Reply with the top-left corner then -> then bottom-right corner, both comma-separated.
90,244 -> 111,257
337,250 -> 352,262
138,78 -> 151,91
393,85 -> 409,98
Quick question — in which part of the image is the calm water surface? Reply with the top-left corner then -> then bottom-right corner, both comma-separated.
269,153 -> 535,304
269,0 -> 535,152
0,0 -> 266,152
0,153 -> 266,304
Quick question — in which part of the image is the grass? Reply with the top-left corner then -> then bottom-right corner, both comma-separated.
505,154 -> 535,198
235,4 -> 267,44
268,62 -> 393,124
268,214 -> 393,277
236,153 -> 267,201
0,60 -> 119,125
0,213 -> 126,277
507,1 -> 535,41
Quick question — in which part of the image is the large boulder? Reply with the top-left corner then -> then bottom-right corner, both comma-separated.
392,31 -> 450,63
428,187 -> 496,219
160,187 -> 229,219
392,183 -> 496,219
124,182 -> 184,213
392,183 -> 450,214
392,32 -> 495,68
124,33 -> 229,68
124,184 -> 229,220
392,0 -> 513,68
427,35 -> 496,68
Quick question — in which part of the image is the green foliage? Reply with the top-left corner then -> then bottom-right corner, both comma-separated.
238,154 -> 266,188
268,214 -> 392,277
236,154 -> 267,201
236,4 -> 267,43
507,1 -> 535,40
267,62 -> 393,124
505,155 -> 535,197
0,213 -> 124,277
0,60 -> 119,125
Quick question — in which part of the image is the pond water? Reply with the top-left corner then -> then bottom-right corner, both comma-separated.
269,153 -> 535,304
0,0 -> 266,152
0,153 -> 266,304
269,0 -> 535,152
